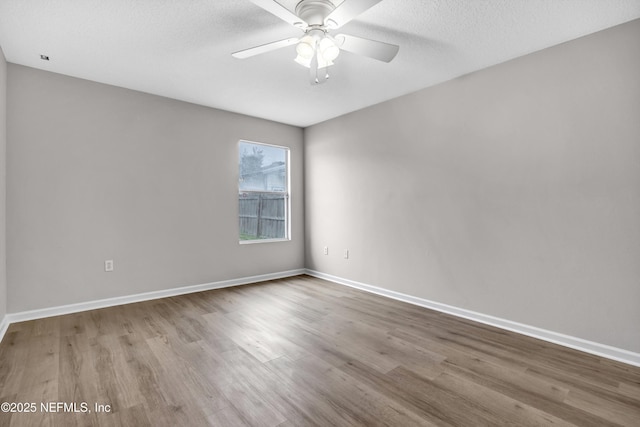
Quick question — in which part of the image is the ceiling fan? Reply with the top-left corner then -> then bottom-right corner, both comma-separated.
232,0 -> 399,84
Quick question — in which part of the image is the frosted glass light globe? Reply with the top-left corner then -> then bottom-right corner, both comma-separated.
319,37 -> 340,62
296,36 -> 315,59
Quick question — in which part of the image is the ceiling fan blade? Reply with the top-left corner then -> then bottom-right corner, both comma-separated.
250,0 -> 306,27
324,0 -> 383,29
335,34 -> 399,62
232,37 -> 299,59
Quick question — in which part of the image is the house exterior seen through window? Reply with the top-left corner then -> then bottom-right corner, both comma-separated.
238,141 -> 289,243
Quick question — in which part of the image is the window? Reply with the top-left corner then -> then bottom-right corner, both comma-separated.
238,140 -> 290,243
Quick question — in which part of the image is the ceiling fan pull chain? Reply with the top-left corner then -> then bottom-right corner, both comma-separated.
310,46 -> 319,84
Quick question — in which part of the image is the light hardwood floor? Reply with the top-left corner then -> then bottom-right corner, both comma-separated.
0,275 -> 639,426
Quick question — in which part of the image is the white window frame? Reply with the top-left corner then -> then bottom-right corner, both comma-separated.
238,140 -> 291,244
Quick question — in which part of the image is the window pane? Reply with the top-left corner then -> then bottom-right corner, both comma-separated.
239,193 -> 287,240
238,141 -> 289,241
239,142 -> 287,192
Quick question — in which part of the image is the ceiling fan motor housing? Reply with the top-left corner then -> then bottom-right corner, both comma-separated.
295,0 -> 336,27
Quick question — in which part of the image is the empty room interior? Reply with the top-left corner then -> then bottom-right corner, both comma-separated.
0,0 -> 639,426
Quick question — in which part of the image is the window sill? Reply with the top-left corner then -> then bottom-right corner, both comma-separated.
239,238 -> 290,245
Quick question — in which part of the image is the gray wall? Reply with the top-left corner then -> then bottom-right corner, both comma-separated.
0,46 -> 6,322
305,20 -> 640,353
7,65 -> 304,313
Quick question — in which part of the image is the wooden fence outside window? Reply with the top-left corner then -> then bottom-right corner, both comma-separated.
239,193 -> 286,240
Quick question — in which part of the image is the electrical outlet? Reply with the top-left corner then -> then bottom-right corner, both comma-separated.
344,249 -> 349,259
323,246 -> 328,255
105,260 -> 114,272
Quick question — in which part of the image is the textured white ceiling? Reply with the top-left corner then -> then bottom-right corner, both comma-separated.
0,0 -> 639,127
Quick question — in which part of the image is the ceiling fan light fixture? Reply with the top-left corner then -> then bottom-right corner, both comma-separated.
317,56 -> 334,69
319,37 -> 340,62
294,50 -> 334,69
294,54 -> 312,68
296,36 -> 316,59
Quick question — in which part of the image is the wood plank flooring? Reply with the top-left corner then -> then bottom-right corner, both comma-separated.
1,275 -> 639,426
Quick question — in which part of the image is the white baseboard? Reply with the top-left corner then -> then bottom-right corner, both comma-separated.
1,269 -> 306,333
3,268 -> 639,368
305,269 -> 640,368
